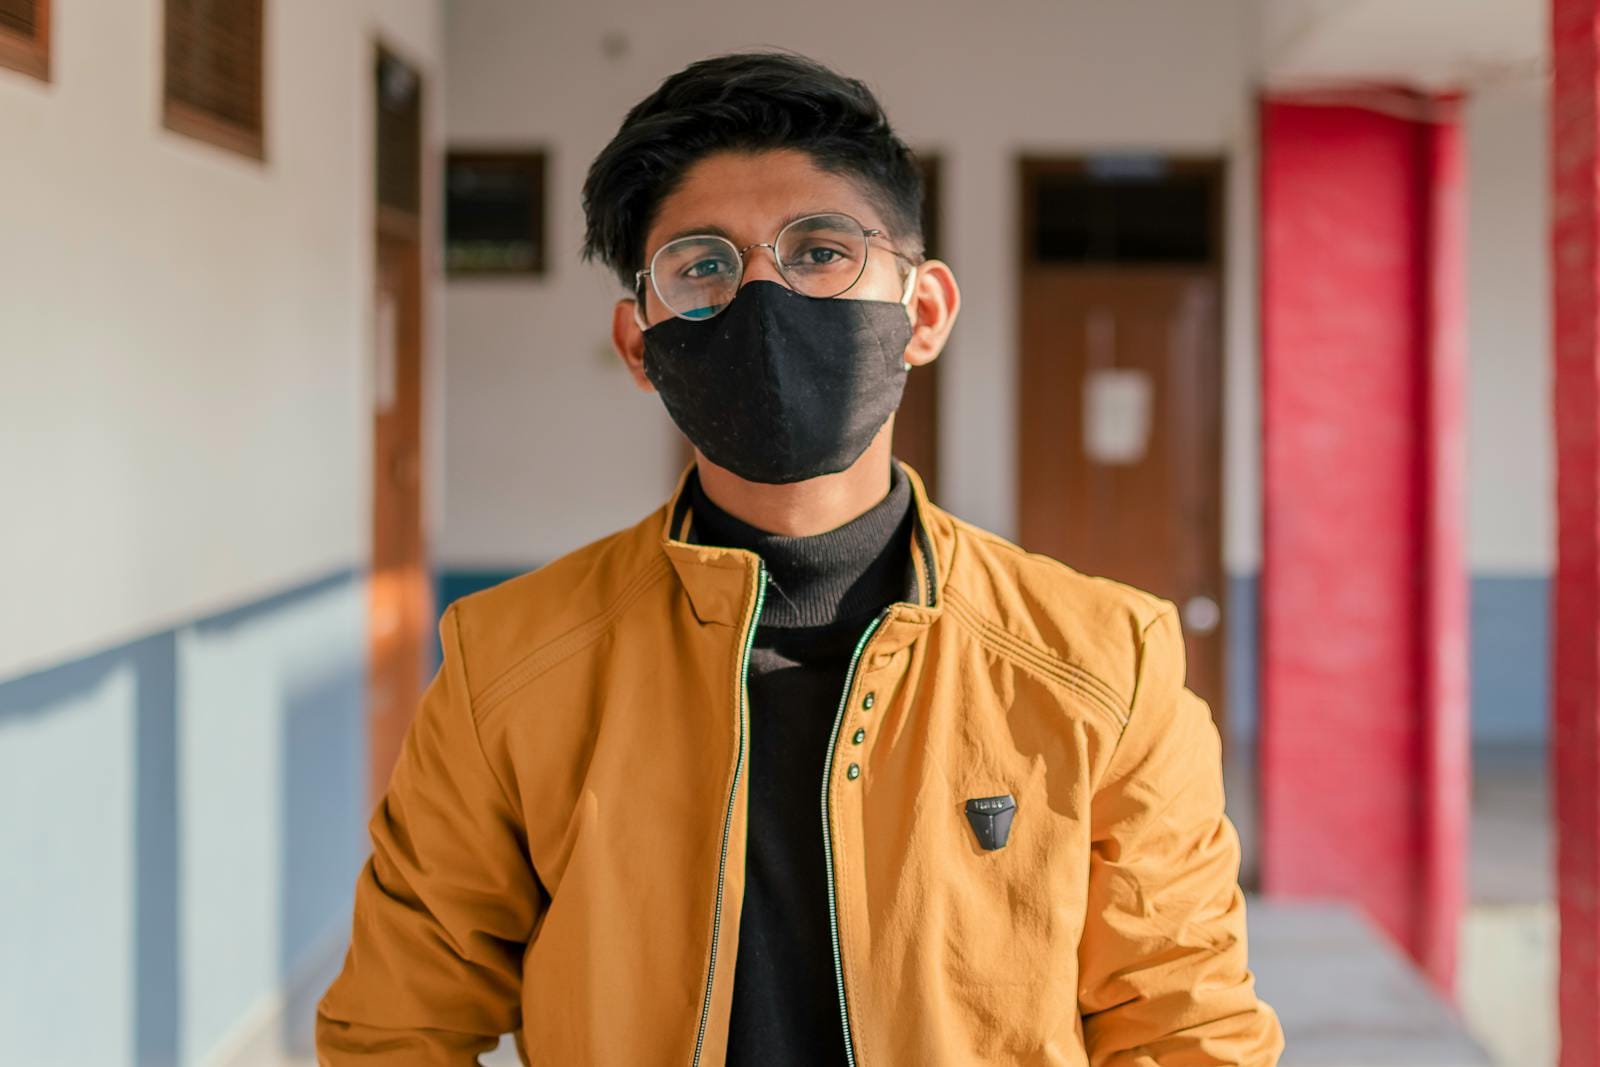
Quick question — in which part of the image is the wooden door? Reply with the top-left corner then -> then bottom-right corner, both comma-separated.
1016,158 -> 1227,744
368,46 -> 429,807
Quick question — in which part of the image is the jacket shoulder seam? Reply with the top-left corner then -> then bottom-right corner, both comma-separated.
943,586 -> 1130,728
1125,601 -> 1178,710
1111,602 -> 1180,755
442,601 -> 523,814
470,552 -> 674,722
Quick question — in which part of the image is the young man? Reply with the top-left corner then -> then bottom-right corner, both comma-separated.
316,50 -> 1284,1066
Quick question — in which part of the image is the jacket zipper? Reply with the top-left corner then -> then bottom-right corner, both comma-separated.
690,561 -> 768,1067
821,605 -> 893,1067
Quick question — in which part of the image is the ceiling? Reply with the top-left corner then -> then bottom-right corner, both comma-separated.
1259,0 -> 1548,94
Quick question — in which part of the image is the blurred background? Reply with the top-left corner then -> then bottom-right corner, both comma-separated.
0,0 -> 1575,1064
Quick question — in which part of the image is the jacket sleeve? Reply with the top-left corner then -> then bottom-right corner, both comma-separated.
1076,602 -> 1284,1066
315,601 -> 544,1064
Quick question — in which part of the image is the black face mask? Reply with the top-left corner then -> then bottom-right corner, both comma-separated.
639,276 -> 916,485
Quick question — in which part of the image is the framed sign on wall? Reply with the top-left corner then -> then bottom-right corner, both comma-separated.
445,150 -> 547,277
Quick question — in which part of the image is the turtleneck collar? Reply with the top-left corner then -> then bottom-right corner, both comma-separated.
685,459 -> 915,629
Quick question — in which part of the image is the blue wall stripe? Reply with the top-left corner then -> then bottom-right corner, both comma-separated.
1227,572 -> 1260,744
1469,574 -> 1550,747
134,632 -> 180,1067
0,565 -> 362,1067
1226,571 -> 1548,747
0,632 -> 184,1065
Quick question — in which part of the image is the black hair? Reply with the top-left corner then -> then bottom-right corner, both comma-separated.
581,49 -> 925,294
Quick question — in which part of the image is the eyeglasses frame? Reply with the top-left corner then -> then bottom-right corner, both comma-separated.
632,210 -> 920,324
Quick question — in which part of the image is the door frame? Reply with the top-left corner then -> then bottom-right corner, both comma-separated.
367,38 -> 432,809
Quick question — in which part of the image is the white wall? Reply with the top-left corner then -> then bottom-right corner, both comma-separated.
441,0 -> 1266,572
1466,75 -> 1552,575
0,3 -> 446,1063
0,0 -> 447,682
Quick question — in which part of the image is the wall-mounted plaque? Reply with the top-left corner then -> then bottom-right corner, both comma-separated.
446,150 -> 546,276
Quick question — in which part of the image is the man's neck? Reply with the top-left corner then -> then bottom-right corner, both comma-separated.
691,432 -> 896,537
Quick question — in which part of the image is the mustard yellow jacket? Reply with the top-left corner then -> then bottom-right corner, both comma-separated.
316,459 -> 1284,1065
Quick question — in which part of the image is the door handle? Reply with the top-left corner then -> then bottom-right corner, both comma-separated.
1183,594 -> 1221,635
390,449 -> 419,489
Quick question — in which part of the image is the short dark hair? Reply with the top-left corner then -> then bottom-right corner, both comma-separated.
581,49 -> 925,293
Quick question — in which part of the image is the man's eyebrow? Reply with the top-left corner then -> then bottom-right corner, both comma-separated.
653,209 -> 847,249
656,223 -> 734,246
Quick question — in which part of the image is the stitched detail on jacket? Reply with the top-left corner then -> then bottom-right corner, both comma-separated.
1123,603 -> 1175,722
472,553 -> 675,722
941,519 -> 1155,709
943,588 -> 1130,728
444,602 -> 524,817
944,586 -> 1130,717
1102,604 -> 1177,771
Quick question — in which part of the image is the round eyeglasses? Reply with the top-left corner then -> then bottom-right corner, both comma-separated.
633,211 -> 918,323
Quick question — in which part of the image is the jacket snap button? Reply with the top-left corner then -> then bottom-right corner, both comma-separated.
862,691 -> 876,710
852,728 -> 866,744
846,763 -> 861,780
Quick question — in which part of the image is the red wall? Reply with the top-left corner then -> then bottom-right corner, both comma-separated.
1259,92 -> 1468,995
1551,0 -> 1600,1056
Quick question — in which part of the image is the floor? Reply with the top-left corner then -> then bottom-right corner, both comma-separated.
1459,744 -> 1556,1067
1226,742 -> 1553,1067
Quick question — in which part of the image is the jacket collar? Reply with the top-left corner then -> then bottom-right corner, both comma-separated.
658,457 -> 948,635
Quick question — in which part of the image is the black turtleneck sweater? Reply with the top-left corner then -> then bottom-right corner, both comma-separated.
686,458 -> 918,1066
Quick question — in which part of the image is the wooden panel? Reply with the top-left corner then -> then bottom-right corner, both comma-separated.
368,48 -> 431,807
0,0 -> 38,35
162,0 -> 264,160
369,229 -> 431,806
368,45 -> 432,806
377,48 -> 422,218
0,0 -> 49,82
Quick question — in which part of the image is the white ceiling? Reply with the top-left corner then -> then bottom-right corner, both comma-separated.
1259,0 -> 1548,93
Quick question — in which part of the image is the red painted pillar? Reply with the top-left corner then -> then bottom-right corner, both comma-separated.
1552,1 -> 1600,1059
1259,89 -> 1469,996
1420,94 -> 1472,1001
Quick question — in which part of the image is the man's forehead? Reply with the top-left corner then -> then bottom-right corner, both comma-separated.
644,151 -> 882,248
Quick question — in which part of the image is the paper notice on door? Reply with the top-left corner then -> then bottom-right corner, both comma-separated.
1082,368 -> 1152,465
375,292 -> 397,415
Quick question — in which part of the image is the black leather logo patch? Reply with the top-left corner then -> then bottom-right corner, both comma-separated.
965,794 -> 1016,850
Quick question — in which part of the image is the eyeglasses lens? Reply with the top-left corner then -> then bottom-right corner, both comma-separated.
775,214 -> 868,298
648,213 -> 869,320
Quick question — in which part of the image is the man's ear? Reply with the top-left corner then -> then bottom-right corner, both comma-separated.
903,258 -> 960,370
611,298 -> 655,392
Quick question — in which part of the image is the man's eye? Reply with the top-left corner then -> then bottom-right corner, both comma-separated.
787,244 -> 850,269
684,259 -> 728,279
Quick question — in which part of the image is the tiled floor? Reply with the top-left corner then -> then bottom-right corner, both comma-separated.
1249,899 -> 1494,1066
1460,744 -> 1556,1066
1226,741 -> 1554,1067
1468,744 -> 1551,906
